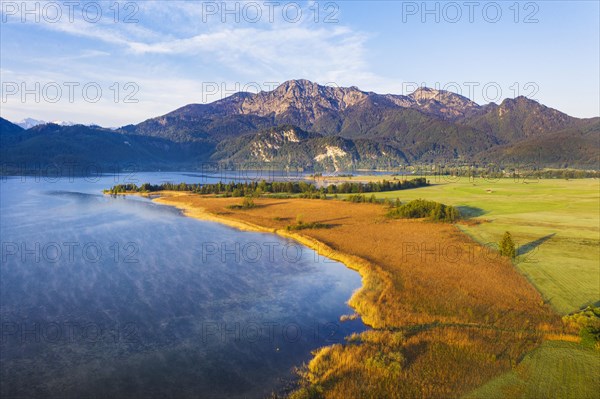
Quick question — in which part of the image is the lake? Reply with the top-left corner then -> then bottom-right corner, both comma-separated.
0,172 -> 364,398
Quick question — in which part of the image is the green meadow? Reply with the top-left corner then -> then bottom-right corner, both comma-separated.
464,341 -> 600,399
349,176 -> 600,315
335,175 -> 599,398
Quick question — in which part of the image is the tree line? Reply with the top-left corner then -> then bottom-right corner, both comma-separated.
387,199 -> 461,223
104,177 -> 429,196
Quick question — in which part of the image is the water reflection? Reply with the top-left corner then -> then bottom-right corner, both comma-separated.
0,174 -> 364,398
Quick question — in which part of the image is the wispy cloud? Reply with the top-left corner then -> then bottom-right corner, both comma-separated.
1,1 -> 393,125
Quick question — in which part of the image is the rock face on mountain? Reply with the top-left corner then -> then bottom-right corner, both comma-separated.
2,79 -> 598,170
240,80 -> 370,120
406,87 -> 480,119
132,80 -> 491,140
211,125 -> 407,170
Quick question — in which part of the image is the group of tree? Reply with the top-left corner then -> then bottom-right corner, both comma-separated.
562,306 -> 600,348
325,178 -> 428,194
345,194 -> 379,203
387,199 -> 460,223
228,196 -> 256,210
104,177 -> 429,197
410,166 -> 600,180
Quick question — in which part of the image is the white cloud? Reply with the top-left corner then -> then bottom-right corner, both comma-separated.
1,1 -> 402,125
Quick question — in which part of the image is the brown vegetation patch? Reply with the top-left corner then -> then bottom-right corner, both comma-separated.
150,193 -> 561,398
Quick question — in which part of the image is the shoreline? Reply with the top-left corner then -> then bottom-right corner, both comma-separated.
150,192 -> 381,328
107,190 -> 569,397
116,190 -> 566,332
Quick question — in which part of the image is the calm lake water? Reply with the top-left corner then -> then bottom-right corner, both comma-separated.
0,173 -> 364,399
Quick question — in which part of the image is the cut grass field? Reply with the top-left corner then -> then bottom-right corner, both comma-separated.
138,192 -> 570,398
465,341 -> 600,399
335,176 -> 600,315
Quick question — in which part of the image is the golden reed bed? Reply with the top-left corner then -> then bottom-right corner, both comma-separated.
144,192 -> 563,398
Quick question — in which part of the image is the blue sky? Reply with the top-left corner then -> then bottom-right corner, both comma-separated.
1,0 -> 598,126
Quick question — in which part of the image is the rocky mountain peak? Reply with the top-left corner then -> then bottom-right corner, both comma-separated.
409,87 -> 441,101
405,87 -> 479,119
238,80 -> 371,123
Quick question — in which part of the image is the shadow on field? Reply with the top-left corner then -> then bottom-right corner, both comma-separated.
517,233 -> 556,256
256,201 -> 290,208
456,206 -> 486,219
317,216 -> 351,224
578,300 -> 600,311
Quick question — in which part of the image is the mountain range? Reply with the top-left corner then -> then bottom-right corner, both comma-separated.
16,118 -> 79,129
2,79 -> 598,171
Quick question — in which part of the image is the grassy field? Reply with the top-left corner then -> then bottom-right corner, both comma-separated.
465,341 -> 600,399
334,176 -> 600,315
327,176 -> 599,398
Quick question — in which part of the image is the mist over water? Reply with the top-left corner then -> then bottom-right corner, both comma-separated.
0,173 -> 364,398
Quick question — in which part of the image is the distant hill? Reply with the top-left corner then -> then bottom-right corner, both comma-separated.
459,96 -> 581,143
476,117 -> 600,168
2,79 -> 598,171
0,119 -> 213,171
0,117 -> 24,135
